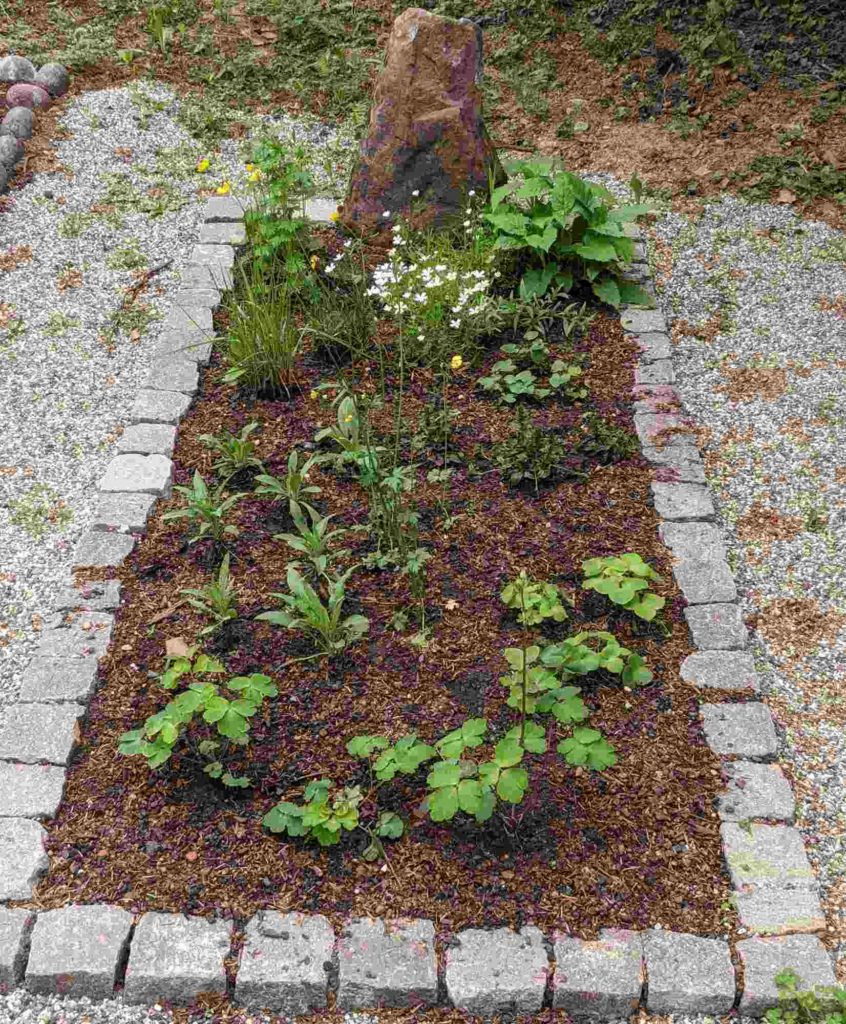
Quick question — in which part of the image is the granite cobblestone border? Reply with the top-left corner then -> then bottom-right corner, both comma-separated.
0,209 -> 837,1014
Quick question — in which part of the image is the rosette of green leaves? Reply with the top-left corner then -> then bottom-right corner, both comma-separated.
499,646 -> 590,724
425,736 -> 529,823
558,727 -> 617,769
500,571 -> 571,626
478,360 -> 550,404
581,553 -> 665,622
541,630 -> 653,686
162,471 -> 243,544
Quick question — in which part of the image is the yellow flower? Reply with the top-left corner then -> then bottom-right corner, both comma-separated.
245,163 -> 255,172
450,354 -> 463,371
310,255 -> 319,270
216,181 -> 231,196
309,389 -> 318,400
329,210 -> 340,223
195,158 -> 210,174
247,169 -> 262,184
343,414 -> 354,423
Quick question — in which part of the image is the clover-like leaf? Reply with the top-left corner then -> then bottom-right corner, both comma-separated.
497,766 -> 529,803
428,786 -> 460,821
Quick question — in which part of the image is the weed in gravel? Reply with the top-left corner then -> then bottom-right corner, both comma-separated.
43,312 -> 81,338
9,483 -> 73,540
106,239 -> 148,271
57,213 -> 97,239
765,968 -> 846,1024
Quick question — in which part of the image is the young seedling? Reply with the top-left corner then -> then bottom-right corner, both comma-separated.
180,552 -> 239,635
581,552 -> 666,623
163,471 -> 244,545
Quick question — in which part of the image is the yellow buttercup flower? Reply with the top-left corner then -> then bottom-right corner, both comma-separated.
245,163 -> 255,172
329,210 -> 340,223
196,158 -> 210,174
310,255 -> 319,270
450,354 -> 463,371
248,169 -> 262,184
216,181 -> 231,196
309,389 -> 318,400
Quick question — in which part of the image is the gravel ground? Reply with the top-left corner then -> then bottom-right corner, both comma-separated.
0,82 -> 351,707
651,194 -> 846,978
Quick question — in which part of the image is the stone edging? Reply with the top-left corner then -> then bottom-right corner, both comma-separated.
0,206 -> 838,1015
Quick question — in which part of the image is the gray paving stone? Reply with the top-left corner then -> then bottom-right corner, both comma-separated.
445,927 -> 548,1016
25,905 -> 133,998
641,444 -> 706,484
144,357 -> 199,395
73,531 -> 136,569
0,908 -> 34,989
652,482 -> 715,520
123,913 -> 232,1005
152,333 -> 213,366
18,658 -> 99,704
635,332 -> 672,361
117,423 -> 177,456
738,935 -> 837,1015
621,309 -> 667,334
202,195 -> 250,222
172,286 -> 220,309
190,243 -> 235,267
722,823 -> 816,890
52,580 -> 121,612
644,931 -> 735,1014
33,612 -> 113,660
130,389 -> 191,425
700,703 -> 779,759
0,703 -> 83,765
633,386 -> 682,415
552,929 -> 643,1017
0,819 -> 48,900
684,604 -> 748,649
198,221 -> 247,245
162,305 -> 213,337
672,557 -> 739,605
660,520 -> 727,560
305,196 -> 339,223
337,917 -> 437,1009
718,761 -> 796,823
736,887 -> 826,937
99,454 -> 172,495
0,763 -> 66,818
634,413 -> 698,449
235,912 -> 333,1015
182,261 -> 234,291
92,493 -> 156,534
635,360 -> 675,385
681,651 -> 758,691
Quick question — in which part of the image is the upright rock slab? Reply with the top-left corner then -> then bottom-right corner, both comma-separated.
341,8 -> 501,240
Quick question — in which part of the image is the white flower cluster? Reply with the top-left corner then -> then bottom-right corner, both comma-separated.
324,238 -> 355,275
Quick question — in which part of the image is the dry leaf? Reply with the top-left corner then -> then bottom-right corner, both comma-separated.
776,188 -> 797,204
165,636 -> 192,657
444,598 -> 459,611
150,598 -> 188,624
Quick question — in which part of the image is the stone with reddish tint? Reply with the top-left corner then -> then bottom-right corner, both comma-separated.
0,56 -> 35,84
341,8 -> 502,240
5,82 -> 51,111
34,63 -> 69,97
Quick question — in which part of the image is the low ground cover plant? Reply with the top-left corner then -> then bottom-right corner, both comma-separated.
40,143 -> 728,938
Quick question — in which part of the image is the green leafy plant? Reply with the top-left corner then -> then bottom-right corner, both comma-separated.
483,161 -> 653,306
275,501 -> 349,578
163,471 -> 243,545
492,406 -> 574,492
198,422 -> 264,481
765,968 -> 846,1024
500,570 -> 571,626
254,448 -> 325,518
478,360 -> 550,404
582,552 -> 666,623
256,566 -> 368,655
541,631 -> 654,687
245,138 -> 314,270
180,553 -> 239,636
577,411 -> 639,464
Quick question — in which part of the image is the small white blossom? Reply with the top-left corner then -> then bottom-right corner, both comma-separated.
468,189 -> 476,197
450,319 -> 460,328
382,210 -> 391,218
411,189 -> 420,197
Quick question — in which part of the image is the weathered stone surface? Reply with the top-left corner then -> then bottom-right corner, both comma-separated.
552,929 -> 643,1017
198,220 -> 247,246
337,917 -> 437,1009
18,658 -> 99,703
235,912 -> 333,1015
621,309 -> 666,334
73,531 -> 135,569
342,8 -> 502,240
673,558 -> 738,605
644,931 -> 735,1014
651,482 -> 715,521
202,195 -> 250,221
144,357 -> 199,395
52,580 -> 121,612
124,913 -> 232,1004
130,388 -> 191,425
634,413 -> 697,449
172,286 -> 220,310
305,197 -> 338,223
0,134 -> 23,169
1,106 -> 33,140
738,935 -> 837,1015
0,819 -> 48,900
722,823 -> 816,890
641,444 -> 706,484
635,360 -> 675,386
736,887 -> 826,937
33,612 -> 113,660
660,520 -> 727,559
34,63 -> 69,97
0,907 -> 34,989
0,763 -> 66,818
0,55 -> 36,83
6,82 -> 51,110
718,761 -> 795,823
680,651 -> 758,691
99,454 -> 172,495
25,905 -> 132,998
445,927 -> 548,1016
633,385 -> 682,415
92,493 -> 156,534
117,423 -> 177,456
162,305 -> 213,337
635,332 -> 672,361
0,703 -> 84,765
152,333 -> 213,366
182,261 -> 234,291
189,243 -> 235,267
701,703 -> 779,759
684,604 -> 747,649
